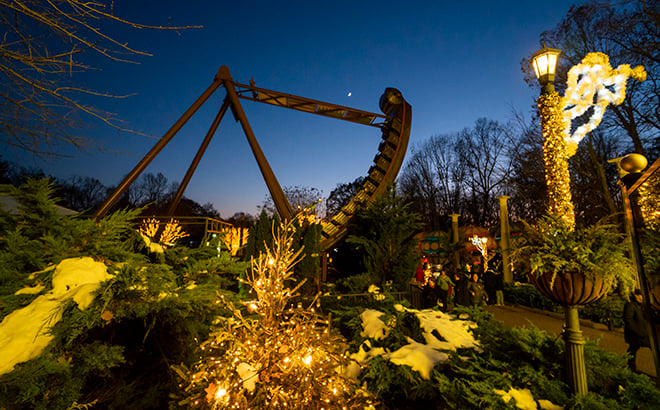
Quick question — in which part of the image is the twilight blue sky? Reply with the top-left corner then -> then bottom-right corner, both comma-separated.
4,0 -> 582,218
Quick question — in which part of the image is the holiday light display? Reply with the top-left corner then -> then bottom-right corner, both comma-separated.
160,218 -> 190,246
469,235 -> 492,272
139,218 -> 189,248
140,217 -> 160,239
173,219 -> 376,409
536,51 -> 645,227
638,173 -> 660,230
539,91 -> 575,227
219,226 -> 250,256
563,53 -> 646,157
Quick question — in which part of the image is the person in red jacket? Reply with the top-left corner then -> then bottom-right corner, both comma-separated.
415,256 -> 428,283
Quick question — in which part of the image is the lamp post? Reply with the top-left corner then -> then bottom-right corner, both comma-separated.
450,214 -> 461,270
532,46 -> 575,228
532,46 -> 586,395
532,46 -> 561,93
497,195 -> 512,283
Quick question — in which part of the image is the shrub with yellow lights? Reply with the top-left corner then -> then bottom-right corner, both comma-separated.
538,91 -> 575,227
172,218 -> 376,409
139,217 -> 189,248
139,217 -> 160,239
160,218 -> 190,246
220,226 -> 250,256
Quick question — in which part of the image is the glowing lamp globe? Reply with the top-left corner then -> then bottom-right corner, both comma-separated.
532,46 -> 561,91
620,153 -> 648,174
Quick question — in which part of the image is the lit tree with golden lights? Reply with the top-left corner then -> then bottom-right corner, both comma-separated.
538,91 -> 575,227
172,219 -> 376,409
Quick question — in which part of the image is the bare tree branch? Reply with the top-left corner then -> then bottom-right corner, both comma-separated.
0,0 -> 201,156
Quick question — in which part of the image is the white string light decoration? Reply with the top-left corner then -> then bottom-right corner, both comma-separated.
562,52 -> 646,157
469,235 -> 487,257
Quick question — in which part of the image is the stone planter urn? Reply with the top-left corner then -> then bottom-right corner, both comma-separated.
528,271 -> 610,395
528,271 -> 609,306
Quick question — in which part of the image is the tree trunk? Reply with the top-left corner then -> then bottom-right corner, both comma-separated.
586,135 -> 617,215
610,105 -> 647,156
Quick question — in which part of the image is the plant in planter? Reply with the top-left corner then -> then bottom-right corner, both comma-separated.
513,213 -> 637,395
516,214 -> 636,304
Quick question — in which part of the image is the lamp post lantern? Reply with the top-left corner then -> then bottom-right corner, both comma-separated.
532,46 -> 561,93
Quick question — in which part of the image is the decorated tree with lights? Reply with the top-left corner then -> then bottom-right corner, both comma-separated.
172,218 -> 375,409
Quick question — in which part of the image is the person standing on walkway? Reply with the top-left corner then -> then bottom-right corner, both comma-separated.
624,289 -> 650,371
468,273 -> 487,307
434,269 -> 455,312
494,269 -> 504,306
453,266 -> 470,306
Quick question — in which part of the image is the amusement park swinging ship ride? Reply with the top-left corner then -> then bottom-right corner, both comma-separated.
93,66 -> 412,256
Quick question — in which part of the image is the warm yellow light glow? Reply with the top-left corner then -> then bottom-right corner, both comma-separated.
639,173 -> 660,230
139,217 -> 189,247
534,51 -> 645,229
470,235 -> 492,271
533,53 -> 557,78
176,218 -> 376,408
539,91 -> 575,228
139,217 -> 160,238
532,46 -> 561,83
215,387 -> 227,399
160,218 -> 189,247
219,226 -> 250,256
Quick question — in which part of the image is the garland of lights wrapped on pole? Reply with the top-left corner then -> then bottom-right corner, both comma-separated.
539,90 -> 575,227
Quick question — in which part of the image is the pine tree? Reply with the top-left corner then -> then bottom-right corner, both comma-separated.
346,185 -> 423,291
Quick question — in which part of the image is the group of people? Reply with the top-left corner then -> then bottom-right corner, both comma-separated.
414,255 -> 655,373
413,257 -> 504,311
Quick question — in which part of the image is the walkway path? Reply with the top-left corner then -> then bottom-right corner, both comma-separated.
486,304 -> 657,379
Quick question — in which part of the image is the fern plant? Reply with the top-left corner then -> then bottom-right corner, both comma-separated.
513,214 -> 636,294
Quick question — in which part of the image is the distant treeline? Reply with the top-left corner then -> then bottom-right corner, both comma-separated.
0,158 -> 224,219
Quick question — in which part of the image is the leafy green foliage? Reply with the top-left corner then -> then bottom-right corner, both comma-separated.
344,185 -> 423,291
244,209 -> 322,297
165,238 -> 249,292
0,179 -> 248,409
329,300 -> 660,409
513,214 -> 636,294
244,210 -> 280,261
0,352 -> 82,410
295,217 -> 321,295
504,282 -> 562,313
